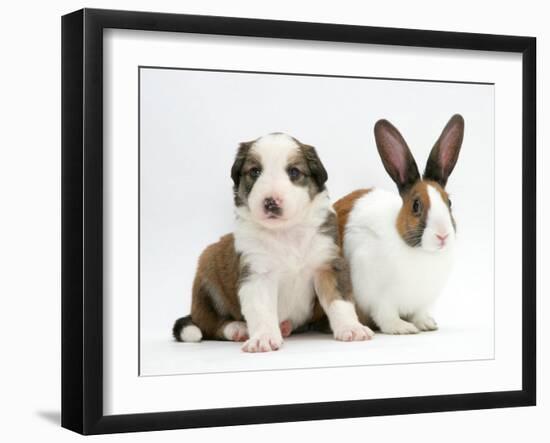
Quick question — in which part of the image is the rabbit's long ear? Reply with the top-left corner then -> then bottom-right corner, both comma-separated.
374,119 -> 420,196
423,114 -> 464,187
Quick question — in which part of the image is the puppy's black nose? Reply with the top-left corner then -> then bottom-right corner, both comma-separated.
263,197 -> 281,215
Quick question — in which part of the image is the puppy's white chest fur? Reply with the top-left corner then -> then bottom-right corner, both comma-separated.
235,204 -> 337,327
275,228 -> 335,325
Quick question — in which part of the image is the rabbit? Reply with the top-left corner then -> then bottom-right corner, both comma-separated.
334,115 -> 464,334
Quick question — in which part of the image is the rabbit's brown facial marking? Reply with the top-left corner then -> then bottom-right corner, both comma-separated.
396,181 -> 449,247
397,180 -> 455,249
397,182 -> 431,247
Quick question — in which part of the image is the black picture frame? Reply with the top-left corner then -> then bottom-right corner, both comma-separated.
61,8 -> 536,435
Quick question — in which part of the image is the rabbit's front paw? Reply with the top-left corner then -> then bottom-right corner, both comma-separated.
379,319 -> 419,335
412,315 -> 438,331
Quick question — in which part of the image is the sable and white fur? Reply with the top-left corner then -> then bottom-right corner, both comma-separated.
173,133 -> 373,352
334,115 -> 464,334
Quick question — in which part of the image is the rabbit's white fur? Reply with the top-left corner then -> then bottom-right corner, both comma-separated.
339,114 -> 464,334
343,187 -> 455,334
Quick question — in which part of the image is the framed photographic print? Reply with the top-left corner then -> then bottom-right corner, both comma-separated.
61,8 -> 536,435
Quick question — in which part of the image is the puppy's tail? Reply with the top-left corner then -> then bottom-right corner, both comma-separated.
172,315 -> 203,342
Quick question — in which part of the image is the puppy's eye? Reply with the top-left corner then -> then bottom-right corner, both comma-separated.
248,167 -> 261,178
287,167 -> 301,180
412,198 -> 422,216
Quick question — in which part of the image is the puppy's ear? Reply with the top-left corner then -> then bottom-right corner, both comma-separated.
300,144 -> 328,190
231,141 -> 252,188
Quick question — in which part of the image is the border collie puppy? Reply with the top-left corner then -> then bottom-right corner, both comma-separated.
173,133 -> 373,352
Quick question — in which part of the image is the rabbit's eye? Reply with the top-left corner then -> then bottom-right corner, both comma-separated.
412,198 -> 422,215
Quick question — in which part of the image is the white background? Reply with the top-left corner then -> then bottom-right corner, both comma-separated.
0,0 -> 546,442
140,67 -> 495,375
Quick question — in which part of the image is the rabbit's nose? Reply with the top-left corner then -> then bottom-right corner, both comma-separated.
436,233 -> 449,244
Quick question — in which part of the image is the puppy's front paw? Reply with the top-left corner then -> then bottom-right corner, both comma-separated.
379,319 -> 419,335
412,315 -> 438,331
242,332 -> 283,353
333,323 -> 374,341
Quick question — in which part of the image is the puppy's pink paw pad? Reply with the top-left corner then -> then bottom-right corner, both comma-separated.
223,321 -> 249,342
232,331 -> 249,342
279,320 -> 292,337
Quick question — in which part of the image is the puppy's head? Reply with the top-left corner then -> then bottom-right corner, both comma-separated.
231,133 -> 328,229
